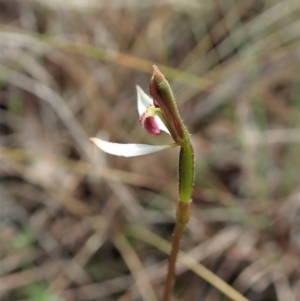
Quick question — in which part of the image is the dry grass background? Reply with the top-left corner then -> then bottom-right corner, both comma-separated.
1,0 -> 300,300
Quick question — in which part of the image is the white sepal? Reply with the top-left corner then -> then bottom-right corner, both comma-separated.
155,116 -> 170,134
136,85 -> 152,116
90,138 -> 177,157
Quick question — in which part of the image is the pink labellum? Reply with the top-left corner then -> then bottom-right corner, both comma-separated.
140,114 -> 160,136
144,116 -> 160,135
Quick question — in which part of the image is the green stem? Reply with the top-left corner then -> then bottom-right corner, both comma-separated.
179,144 -> 194,203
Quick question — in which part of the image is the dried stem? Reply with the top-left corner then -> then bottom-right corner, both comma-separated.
162,221 -> 186,301
162,200 -> 190,301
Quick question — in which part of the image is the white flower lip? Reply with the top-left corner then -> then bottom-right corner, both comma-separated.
90,138 -> 177,157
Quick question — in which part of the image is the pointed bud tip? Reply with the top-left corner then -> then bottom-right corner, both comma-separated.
152,65 -> 164,82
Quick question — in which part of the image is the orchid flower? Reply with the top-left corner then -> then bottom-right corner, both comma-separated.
90,66 -> 194,204
89,85 -> 177,158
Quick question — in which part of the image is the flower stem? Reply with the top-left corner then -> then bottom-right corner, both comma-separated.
163,201 -> 191,301
162,221 -> 186,301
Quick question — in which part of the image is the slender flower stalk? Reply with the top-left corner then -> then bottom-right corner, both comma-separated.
90,66 -> 194,301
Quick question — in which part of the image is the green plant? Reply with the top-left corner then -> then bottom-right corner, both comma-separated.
90,66 -> 194,300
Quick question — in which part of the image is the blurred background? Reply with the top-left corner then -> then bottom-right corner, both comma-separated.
1,0 -> 300,300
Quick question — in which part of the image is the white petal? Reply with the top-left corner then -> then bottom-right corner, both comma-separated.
90,138 -> 177,157
155,116 -> 170,135
136,85 -> 153,116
